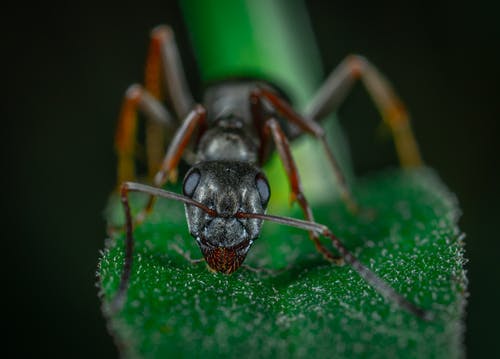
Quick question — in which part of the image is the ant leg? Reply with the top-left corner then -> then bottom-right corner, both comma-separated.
261,116 -> 343,265
253,87 -> 358,213
142,25 -> 195,177
306,55 -> 423,167
112,181 -> 215,313
135,105 -> 207,224
114,84 -> 176,185
236,211 -> 433,320
114,24 -> 194,184
148,25 -> 194,119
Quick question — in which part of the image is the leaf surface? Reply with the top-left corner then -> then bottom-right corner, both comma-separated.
98,168 -> 466,358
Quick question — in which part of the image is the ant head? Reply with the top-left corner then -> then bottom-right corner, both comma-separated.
182,160 -> 270,273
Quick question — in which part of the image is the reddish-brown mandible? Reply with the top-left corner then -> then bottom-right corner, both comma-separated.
199,240 -> 251,274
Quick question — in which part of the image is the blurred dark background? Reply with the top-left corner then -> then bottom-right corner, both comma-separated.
3,0 -> 499,357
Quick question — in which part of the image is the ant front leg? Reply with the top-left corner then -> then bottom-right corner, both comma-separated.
264,118 -> 344,265
306,55 -> 423,167
252,87 -> 358,213
252,91 -> 343,264
135,105 -> 207,224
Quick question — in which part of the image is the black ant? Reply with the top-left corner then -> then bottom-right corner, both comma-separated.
111,26 -> 431,320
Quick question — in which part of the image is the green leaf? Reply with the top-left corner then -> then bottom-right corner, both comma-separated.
98,168 -> 466,358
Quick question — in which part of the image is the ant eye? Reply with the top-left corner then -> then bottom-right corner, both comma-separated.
255,173 -> 270,207
183,169 -> 201,197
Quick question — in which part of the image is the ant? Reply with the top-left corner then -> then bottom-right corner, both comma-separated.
111,25 -> 431,320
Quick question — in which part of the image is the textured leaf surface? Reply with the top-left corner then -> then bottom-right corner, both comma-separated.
98,168 -> 466,358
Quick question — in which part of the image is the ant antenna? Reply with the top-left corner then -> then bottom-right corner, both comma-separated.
110,182 -> 217,313
237,211 -> 434,321
111,182 -> 433,321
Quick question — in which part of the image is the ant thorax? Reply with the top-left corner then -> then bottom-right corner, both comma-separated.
198,79 -> 291,166
196,126 -> 258,163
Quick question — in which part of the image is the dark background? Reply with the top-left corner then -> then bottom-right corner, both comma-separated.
4,1 -> 499,357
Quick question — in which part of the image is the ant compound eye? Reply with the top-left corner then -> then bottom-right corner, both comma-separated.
255,173 -> 270,207
183,169 -> 201,197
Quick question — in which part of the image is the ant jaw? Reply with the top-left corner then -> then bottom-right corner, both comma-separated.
197,236 -> 253,274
